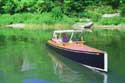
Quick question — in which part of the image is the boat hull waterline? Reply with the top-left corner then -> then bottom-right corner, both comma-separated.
47,40 -> 108,72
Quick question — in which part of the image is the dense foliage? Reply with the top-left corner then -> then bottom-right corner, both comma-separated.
120,3 -> 125,17
0,0 -> 125,25
0,0 -> 124,16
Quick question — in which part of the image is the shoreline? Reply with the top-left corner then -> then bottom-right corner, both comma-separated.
1,23 -> 125,30
93,24 -> 125,30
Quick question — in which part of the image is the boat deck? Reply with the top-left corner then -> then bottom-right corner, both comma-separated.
48,40 -> 103,54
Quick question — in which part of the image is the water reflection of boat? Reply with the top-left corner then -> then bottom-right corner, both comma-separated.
47,49 -> 108,83
47,52 -> 64,75
47,30 -> 108,72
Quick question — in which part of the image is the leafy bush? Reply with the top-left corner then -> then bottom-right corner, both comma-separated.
84,11 -> 101,21
0,14 -> 12,24
63,1 -> 85,17
99,16 -> 121,25
51,6 -> 63,20
84,6 -> 119,22
121,17 -> 125,24
0,13 -> 77,24
120,4 -> 125,17
84,6 -> 118,15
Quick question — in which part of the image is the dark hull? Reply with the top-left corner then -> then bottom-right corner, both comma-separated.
47,42 -> 107,72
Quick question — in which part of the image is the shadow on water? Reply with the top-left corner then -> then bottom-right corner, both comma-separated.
0,35 -> 7,47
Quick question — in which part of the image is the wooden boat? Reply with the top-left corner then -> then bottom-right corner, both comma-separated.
47,30 -> 108,72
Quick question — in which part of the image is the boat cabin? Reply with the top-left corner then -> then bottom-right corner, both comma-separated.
52,30 -> 83,43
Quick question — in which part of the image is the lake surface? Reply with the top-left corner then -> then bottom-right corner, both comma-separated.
0,29 -> 125,83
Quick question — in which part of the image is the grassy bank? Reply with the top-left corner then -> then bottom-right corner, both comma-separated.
96,16 -> 125,25
0,13 -> 125,26
0,13 -> 78,25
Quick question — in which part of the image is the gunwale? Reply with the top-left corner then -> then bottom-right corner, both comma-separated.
48,40 -> 103,55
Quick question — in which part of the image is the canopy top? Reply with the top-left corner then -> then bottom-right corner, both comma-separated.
53,30 -> 82,34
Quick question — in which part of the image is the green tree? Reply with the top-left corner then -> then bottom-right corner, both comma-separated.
0,0 -> 124,16
51,6 -> 63,20
15,0 -> 36,13
63,0 -> 85,17
2,0 -> 15,14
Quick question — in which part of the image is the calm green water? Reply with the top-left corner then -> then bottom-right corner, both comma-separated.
0,29 -> 125,83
